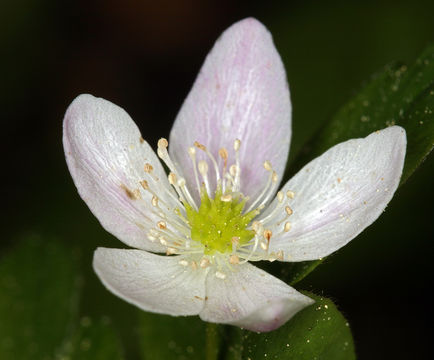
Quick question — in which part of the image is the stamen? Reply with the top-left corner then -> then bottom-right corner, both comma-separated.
188,146 -> 202,197
198,160 -> 211,196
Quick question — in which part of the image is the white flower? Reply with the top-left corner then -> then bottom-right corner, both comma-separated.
63,18 -> 406,332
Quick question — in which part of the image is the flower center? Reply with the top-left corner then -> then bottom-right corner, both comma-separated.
129,137 -> 295,279
185,187 -> 258,255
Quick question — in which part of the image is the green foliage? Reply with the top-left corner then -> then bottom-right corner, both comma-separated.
0,236 -> 123,360
138,312 -> 208,360
226,293 -> 355,360
281,44 -> 434,287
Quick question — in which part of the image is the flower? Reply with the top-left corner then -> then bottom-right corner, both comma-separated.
63,18 -> 406,332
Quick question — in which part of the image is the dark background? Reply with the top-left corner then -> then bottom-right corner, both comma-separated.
2,0 -> 433,359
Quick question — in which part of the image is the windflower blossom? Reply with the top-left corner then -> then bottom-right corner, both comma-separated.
63,18 -> 406,332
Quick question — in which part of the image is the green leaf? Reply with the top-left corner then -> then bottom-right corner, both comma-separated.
138,312 -> 210,360
0,235 -> 125,360
232,292 -> 355,360
62,317 -> 125,360
281,44 -> 434,286
0,235 -> 81,360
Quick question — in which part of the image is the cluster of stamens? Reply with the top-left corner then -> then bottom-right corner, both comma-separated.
126,137 -> 295,280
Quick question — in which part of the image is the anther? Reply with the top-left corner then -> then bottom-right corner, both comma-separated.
166,247 -> 176,255
263,161 -> 272,171
276,250 -> 284,261
220,194 -> 232,202
286,190 -> 295,199
229,254 -> 240,265
199,258 -> 210,268
159,237 -> 168,246
157,138 -> 168,148
191,261 -> 198,270
272,171 -> 278,183
285,206 -> 293,216
229,165 -> 238,177
277,191 -> 284,203
194,141 -> 206,151
151,196 -> 158,207
144,163 -> 153,173
179,259 -> 189,267
234,139 -> 241,151
188,146 -> 196,157
263,229 -> 272,242
219,148 -> 228,161
157,221 -> 166,230
140,180 -> 149,190
177,178 -> 186,187
198,160 -> 209,175
215,271 -> 226,279
284,222 -> 292,232
168,172 -> 177,185
260,241 -> 269,251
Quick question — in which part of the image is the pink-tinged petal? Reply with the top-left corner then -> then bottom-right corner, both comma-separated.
93,248 -> 207,315
169,18 -> 291,201
199,263 -> 313,332
267,126 -> 406,261
63,94 -> 175,252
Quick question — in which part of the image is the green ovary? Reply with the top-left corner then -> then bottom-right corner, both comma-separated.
185,188 -> 258,255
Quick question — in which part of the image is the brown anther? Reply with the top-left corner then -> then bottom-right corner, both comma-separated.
151,196 -> 158,207
286,190 -> 295,199
337,177 -> 342,183
272,171 -> 278,183
144,163 -> 153,173
276,250 -> 284,261
194,141 -> 206,151
284,222 -> 292,232
218,147 -> 228,160
139,180 -> 149,190
157,221 -> 166,230
139,136 -> 145,143
199,258 -> 210,268
132,189 -> 142,199
229,254 -> 240,265
120,184 -> 139,200
220,194 -> 232,202
157,138 -> 168,148
263,229 -> 272,242
285,206 -> 293,216
191,261 -> 198,270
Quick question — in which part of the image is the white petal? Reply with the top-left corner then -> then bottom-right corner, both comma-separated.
93,248 -> 208,315
199,263 -> 313,332
63,94 -> 176,252
169,18 -> 291,201
267,126 -> 406,261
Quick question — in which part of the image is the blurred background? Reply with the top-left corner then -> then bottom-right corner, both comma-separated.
1,0 -> 433,359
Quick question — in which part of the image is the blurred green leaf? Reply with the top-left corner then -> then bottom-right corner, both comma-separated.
0,235 -> 124,360
62,317 -> 124,360
0,235 -> 81,359
282,44 -> 434,286
139,312 -> 209,360
230,292 -> 354,360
